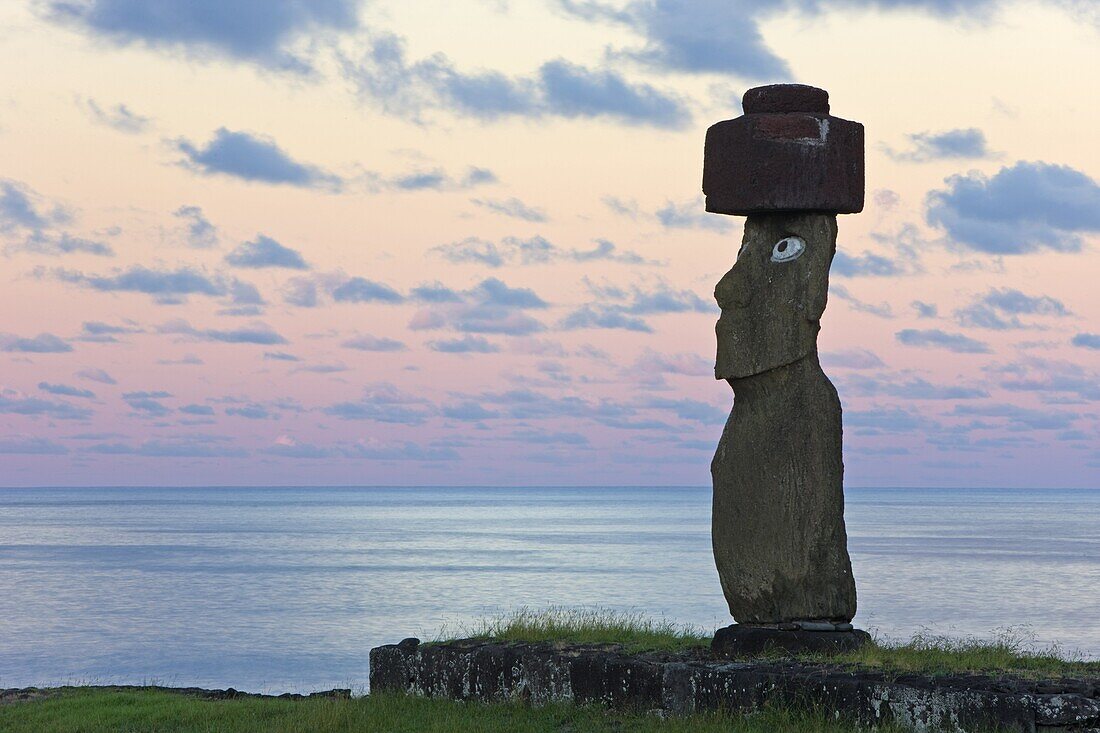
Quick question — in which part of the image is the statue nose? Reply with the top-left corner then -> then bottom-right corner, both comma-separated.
715,263 -> 752,309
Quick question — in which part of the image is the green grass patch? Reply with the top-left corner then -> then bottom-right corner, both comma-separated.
827,627 -> 1100,679
455,606 -> 710,653
447,607 -> 1098,678
0,688 -> 907,733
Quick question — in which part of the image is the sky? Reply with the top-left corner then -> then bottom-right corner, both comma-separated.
0,0 -> 1097,488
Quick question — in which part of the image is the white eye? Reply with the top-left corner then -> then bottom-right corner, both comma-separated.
771,236 -> 805,263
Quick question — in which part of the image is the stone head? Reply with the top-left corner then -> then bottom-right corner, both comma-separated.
714,214 -> 835,379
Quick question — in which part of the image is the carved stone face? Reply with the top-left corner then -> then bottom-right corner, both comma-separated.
714,213 -> 836,380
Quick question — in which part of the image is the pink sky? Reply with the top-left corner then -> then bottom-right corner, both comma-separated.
0,0 -> 1097,487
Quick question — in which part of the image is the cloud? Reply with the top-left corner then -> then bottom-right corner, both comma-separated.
0,436 -> 69,454
1072,333 -> 1100,350
177,128 -> 341,188
656,197 -> 731,232
173,205 -> 217,248
820,349 -> 885,370
179,404 -> 214,415
225,403 -> 274,419
887,128 -> 993,162
264,351 -> 300,361
225,234 -> 309,269
832,251 -> 910,277
381,166 -> 497,192
337,440 -> 459,461
955,288 -> 1070,330
342,34 -> 690,129
561,281 -> 711,332
85,435 -> 247,457
952,403 -> 1077,431
331,277 -> 405,303
410,277 -> 549,335
322,383 -> 433,424
0,179 -> 67,232
429,335 -> 500,353
39,382 -> 95,398
12,233 -> 114,257
896,328 -> 991,353
53,265 -> 230,303
842,374 -> 989,400
1,179 -> 112,257
410,283 -> 463,303
432,235 -> 655,267
441,401 -> 500,421
76,367 -> 116,384
48,0 -> 360,73
0,390 -> 93,420
281,277 -> 318,307
157,319 -> 287,345
911,301 -> 938,318
561,305 -> 652,332
81,99 -> 150,134
926,161 -> 1100,254
472,277 -> 548,308
538,59 -> 688,128
471,197 -> 548,222
341,334 -> 407,351
1,332 -> 73,353
830,284 -> 893,318
122,390 -> 172,416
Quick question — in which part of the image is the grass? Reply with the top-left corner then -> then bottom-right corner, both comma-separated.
0,689 -> 908,733
456,606 -> 711,653
449,607 -> 1099,678
829,627 -> 1100,679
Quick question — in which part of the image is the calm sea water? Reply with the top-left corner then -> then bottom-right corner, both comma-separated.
0,486 -> 1097,693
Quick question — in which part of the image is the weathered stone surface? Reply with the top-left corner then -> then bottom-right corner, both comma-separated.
714,213 -> 835,379
370,639 -> 1100,732
702,84 -> 864,215
712,212 -> 855,624
742,84 -> 830,114
712,624 -> 870,657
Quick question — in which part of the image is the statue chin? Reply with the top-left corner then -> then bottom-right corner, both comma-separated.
714,314 -> 819,380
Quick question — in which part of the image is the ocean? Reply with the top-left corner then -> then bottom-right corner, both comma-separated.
0,486 -> 1096,693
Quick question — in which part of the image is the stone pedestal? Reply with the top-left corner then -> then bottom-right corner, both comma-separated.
712,624 -> 871,658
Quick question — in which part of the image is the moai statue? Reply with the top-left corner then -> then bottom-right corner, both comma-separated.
704,84 -> 871,655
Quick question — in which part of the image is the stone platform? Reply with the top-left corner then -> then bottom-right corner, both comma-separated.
369,638 -> 1100,732
712,623 -> 872,657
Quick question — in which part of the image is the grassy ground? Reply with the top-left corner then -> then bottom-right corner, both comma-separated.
0,689 -> 905,733
457,607 -> 1099,678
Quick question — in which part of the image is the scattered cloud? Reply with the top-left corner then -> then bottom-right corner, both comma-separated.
157,319 -> 287,345
173,205 -> 218,248
429,335 -> 500,353
177,128 -> 341,189
0,436 -> 69,454
342,34 -> 690,128
331,277 -> 405,304
432,235 -> 655,268
76,367 -> 116,384
48,0 -> 360,73
0,332 -> 73,353
0,390 -> 93,420
471,197 -> 548,222
887,128 -> 993,162
225,234 -> 309,269
1072,333 -> 1100,350
926,161 -> 1100,254
264,351 -> 300,361
341,334 -> 407,351
820,349 -> 885,370
896,328 -> 991,353
955,288 -> 1070,330
52,265 -> 233,303
81,98 -> 150,134
911,301 -> 938,318
322,383 -> 434,424
656,197 -> 731,232
39,382 -> 95,398
830,284 -> 893,318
